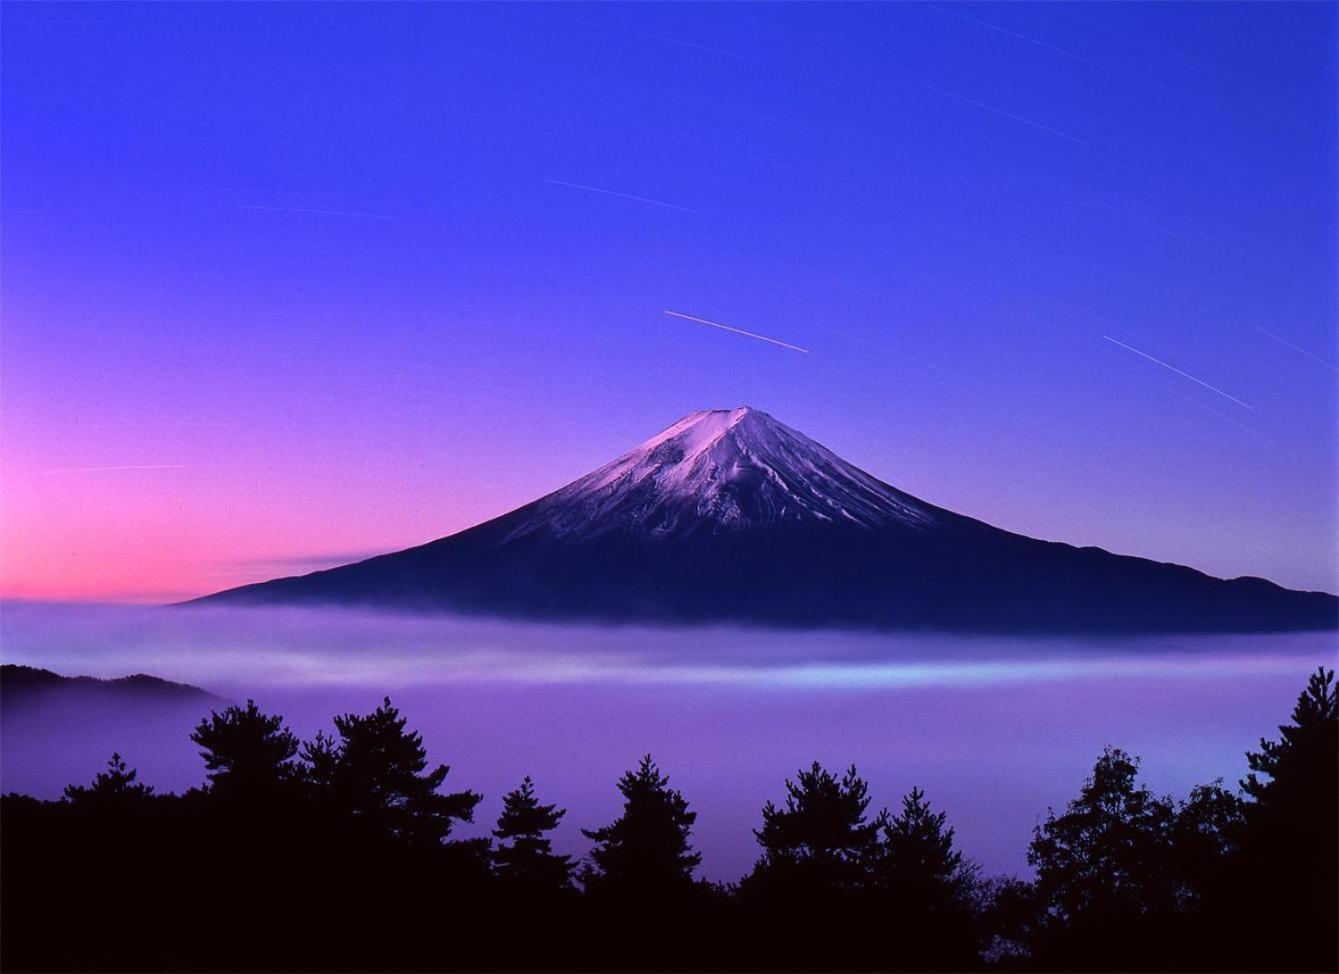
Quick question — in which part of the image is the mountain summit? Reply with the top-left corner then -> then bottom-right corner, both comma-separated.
195,408 -> 1337,634
499,407 -> 937,543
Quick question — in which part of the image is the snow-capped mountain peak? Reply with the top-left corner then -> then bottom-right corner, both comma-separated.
503,406 -> 938,542
198,405 -> 1338,634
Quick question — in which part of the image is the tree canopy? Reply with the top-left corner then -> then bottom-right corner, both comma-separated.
190,699 -> 299,802
581,754 -> 700,900
493,776 -> 574,893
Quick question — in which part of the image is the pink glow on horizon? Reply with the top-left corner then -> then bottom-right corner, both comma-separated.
2,2 -> 1335,604
2,383 -> 1335,602
0,417 -> 525,603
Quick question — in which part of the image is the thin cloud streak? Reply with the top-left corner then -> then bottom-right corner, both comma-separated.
1164,388 -> 1286,453
663,310 -> 810,354
1255,327 -> 1338,374
540,178 -> 697,214
1061,187 -> 1191,244
584,22 -> 743,59
91,421 -> 232,429
41,464 -> 188,474
669,97 -> 819,134
1102,337 -> 1252,410
926,85 -> 1089,146
242,205 -> 396,221
928,5 -> 1090,63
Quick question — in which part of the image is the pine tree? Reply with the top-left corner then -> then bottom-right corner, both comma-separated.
878,787 -> 981,968
492,776 -> 573,892
190,700 -> 299,801
329,696 -> 481,846
63,752 -> 154,806
299,729 -> 340,798
1234,667 -> 1337,971
880,786 -> 966,894
748,762 -> 884,897
581,755 -> 700,899
1241,667 -> 1337,815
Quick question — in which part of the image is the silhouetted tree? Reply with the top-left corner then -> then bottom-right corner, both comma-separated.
9,677 -> 1335,973
63,752 -> 154,806
1242,667 -> 1337,821
880,786 -> 964,892
190,700 -> 299,802
977,876 -> 1038,969
747,762 -> 883,899
736,764 -> 885,969
875,787 -> 983,969
1231,667 -> 1338,971
581,754 -> 700,900
1168,779 -> 1242,906
492,776 -> 574,893
299,729 -> 340,799
1027,747 -> 1177,967
317,697 -> 482,847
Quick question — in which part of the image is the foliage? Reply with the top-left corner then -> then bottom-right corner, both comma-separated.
3,668 -> 1336,972
63,752 -> 155,806
1242,667 -> 1337,816
1233,667 -> 1338,971
189,699 -> 299,801
749,761 -> 883,896
324,696 -> 482,846
1028,746 -> 1177,924
580,754 -> 700,899
492,776 -> 574,892
880,785 -> 966,893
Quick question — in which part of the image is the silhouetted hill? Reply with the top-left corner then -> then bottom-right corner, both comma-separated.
194,407 -> 1338,635
1,664 -> 219,709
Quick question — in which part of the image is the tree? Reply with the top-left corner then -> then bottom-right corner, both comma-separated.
877,787 -> 982,969
1027,747 -> 1178,967
299,729 -> 340,799
1232,667 -> 1338,971
190,700 -> 299,802
1168,779 -> 1242,908
748,762 -> 883,898
581,755 -> 700,900
327,696 -> 481,847
492,776 -> 573,893
63,752 -> 154,806
880,786 -> 965,894
1241,667 -> 1337,823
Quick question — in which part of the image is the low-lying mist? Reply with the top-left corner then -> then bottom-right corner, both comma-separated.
2,600 -> 1334,880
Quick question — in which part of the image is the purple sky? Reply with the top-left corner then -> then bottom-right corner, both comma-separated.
2,2 -> 1335,601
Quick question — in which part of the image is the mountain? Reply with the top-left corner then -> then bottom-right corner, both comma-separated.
194,407 -> 1337,633
1,664 -> 220,709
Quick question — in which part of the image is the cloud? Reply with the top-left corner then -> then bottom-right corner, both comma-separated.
540,178 -> 697,214
663,310 -> 810,354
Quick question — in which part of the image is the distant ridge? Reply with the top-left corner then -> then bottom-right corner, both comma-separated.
194,407 -> 1338,634
1,664 -> 219,708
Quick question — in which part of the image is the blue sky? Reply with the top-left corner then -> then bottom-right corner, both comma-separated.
2,1 -> 1336,598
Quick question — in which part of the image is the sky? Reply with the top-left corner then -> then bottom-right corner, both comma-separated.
2,1 -> 1336,603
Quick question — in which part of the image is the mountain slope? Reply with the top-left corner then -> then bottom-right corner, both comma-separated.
500,406 -> 940,541
1,665 -> 220,709
193,407 -> 1337,634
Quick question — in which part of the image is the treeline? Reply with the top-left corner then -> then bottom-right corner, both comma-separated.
2,668 -> 1334,973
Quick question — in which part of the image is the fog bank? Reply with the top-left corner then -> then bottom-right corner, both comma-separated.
2,601 -> 1334,880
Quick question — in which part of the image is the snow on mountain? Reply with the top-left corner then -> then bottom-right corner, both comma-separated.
501,407 -> 939,543
193,405 -> 1338,634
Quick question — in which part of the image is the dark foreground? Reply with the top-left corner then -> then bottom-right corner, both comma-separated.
2,669 -> 1334,973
